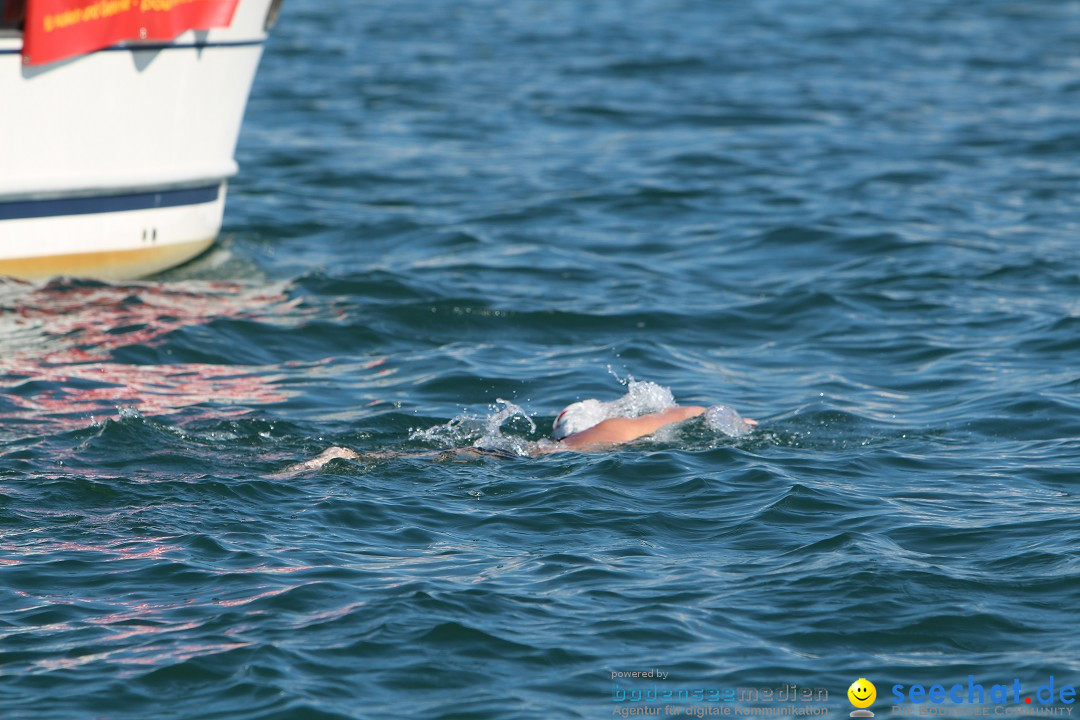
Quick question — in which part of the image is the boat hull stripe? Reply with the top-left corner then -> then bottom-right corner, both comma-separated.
0,185 -> 221,221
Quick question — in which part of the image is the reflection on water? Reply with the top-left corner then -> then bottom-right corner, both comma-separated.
0,279 -> 302,433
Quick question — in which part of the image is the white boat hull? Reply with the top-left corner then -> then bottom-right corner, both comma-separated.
0,183 -> 224,279
0,0 -> 275,280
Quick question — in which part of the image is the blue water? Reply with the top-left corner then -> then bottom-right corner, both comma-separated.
3,0 -> 1080,718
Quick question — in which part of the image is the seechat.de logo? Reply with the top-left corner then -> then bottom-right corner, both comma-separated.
848,678 -> 877,717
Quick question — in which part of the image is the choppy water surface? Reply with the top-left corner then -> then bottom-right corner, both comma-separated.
3,1 -> 1080,718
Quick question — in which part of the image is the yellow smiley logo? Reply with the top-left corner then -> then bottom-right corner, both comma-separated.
848,678 -> 877,715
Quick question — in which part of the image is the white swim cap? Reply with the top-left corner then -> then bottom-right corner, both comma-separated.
551,399 -> 607,440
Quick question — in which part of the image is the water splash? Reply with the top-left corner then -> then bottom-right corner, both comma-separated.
473,399 -> 536,457
116,405 -> 143,421
606,380 -> 676,417
409,399 -> 537,456
409,412 -> 486,448
703,404 -> 753,438
606,364 -> 629,385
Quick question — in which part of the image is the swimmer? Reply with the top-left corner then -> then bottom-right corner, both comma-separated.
551,401 -> 754,449
282,398 -> 756,473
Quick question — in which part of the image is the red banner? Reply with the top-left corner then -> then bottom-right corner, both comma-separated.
22,0 -> 240,66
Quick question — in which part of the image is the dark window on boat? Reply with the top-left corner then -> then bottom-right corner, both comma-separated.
1,0 -> 26,31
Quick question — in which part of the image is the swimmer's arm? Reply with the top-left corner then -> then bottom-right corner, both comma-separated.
277,445 -> 478,474
560,406 -> 707,449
